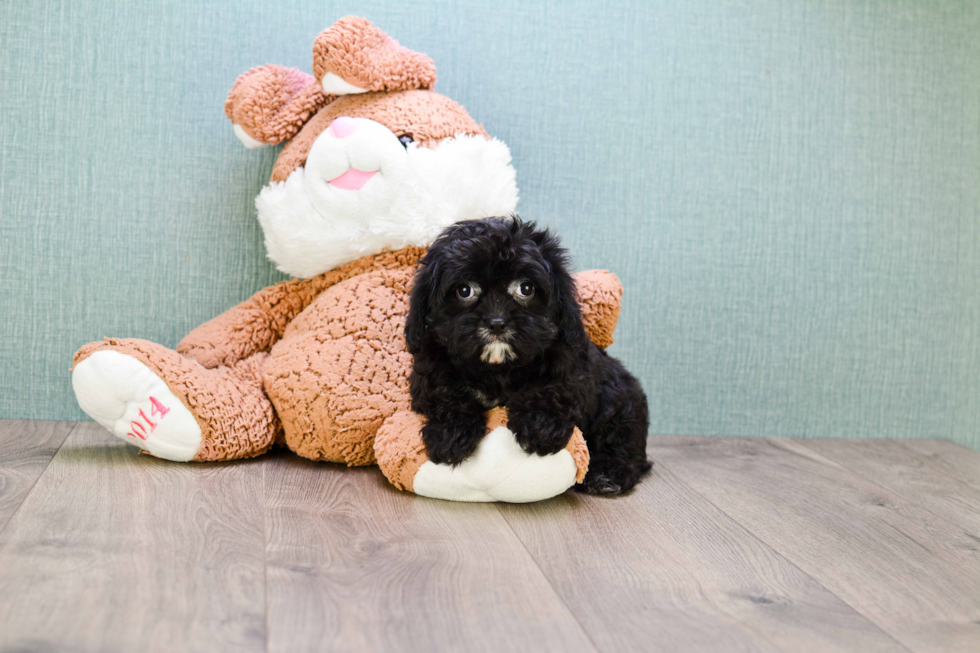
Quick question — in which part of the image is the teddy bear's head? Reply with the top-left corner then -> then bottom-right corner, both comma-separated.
225,17 -> 519,278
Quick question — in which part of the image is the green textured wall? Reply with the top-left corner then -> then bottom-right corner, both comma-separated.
1,1 -> 978,448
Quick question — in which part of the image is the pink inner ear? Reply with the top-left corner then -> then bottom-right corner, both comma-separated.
329,169 -> 377,190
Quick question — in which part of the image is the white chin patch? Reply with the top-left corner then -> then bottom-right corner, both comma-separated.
232,124 -> 269,149
481,342 -> 516,364
255,128 -> 519,278
321,72 -> 369,95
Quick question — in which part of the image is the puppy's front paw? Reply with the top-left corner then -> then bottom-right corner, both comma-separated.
421,418 -> 485,466
510,410 -> 575,457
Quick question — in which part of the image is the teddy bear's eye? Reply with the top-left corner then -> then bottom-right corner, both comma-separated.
398,134 -> 414,148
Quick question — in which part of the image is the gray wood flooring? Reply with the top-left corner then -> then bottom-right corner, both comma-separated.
0,421 -> 977,653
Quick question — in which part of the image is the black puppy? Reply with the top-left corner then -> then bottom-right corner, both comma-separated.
405,216 -> 651,494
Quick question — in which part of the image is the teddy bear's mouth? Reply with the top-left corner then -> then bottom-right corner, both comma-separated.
328,168 -> 377,190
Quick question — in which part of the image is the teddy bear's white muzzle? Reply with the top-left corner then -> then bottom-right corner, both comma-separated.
301,117 -> 409,220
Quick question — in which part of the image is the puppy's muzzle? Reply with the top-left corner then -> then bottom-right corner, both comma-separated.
478,326 -> 516,364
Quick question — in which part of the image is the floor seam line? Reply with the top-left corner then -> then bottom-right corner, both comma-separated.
650,449 -> 918,653
493,502 -> 603,653
0,421 -> 77,539
891,438 -> 980,492
262,460 -> 271,653
783,438 -> 979,555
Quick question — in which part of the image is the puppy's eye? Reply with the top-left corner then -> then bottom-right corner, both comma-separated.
511,280 -> 535,300
398,134 -> 414,148
456,282 -> 480,301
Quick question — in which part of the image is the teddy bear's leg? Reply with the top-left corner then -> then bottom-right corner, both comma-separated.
72,339 -> 280,462
261,330 -> 403,467
312,17 -> 437,95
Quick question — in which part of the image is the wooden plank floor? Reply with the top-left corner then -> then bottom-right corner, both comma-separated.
1,421 -> 978,652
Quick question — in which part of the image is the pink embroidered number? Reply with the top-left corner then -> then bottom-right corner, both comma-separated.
150,396 -> 170,419
127,396 -> 170,441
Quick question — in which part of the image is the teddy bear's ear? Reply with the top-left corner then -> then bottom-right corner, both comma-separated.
573,270 -> 623,349
224,65 -> 334,148
312,16 -> 437,95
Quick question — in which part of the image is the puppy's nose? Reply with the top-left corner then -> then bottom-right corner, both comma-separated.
329,117 -> 357,139
487,317 -> 508,334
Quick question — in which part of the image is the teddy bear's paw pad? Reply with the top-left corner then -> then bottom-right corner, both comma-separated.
72,350 -> 202,461
412,426 -> 578,503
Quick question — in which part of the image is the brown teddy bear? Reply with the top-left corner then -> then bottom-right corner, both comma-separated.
71,17 -> 625,502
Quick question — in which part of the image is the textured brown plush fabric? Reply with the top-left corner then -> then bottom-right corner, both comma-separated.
73,339 -> 281,462
373,410 -> 428,491
484,407 -> 510,432
374,408 -> 590,493
575,269 -> 623,350
270,90 -> 487,183
178,247 -> 426,369
565,426 -> 590,484
263,266 -> 416,465
224,65 -> 334,146
312,16 -> 437,93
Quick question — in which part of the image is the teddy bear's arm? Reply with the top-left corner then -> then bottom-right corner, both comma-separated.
177,247 -> 426,368
573,270 -> 623,349
225,65 -> 335,148
178,260 -> 618,369
375,407 -> 590,499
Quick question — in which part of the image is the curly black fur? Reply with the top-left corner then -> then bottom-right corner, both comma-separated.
406,216 -> 652,494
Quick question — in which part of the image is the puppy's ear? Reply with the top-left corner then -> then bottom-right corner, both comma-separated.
553,266 -> 589,352
405,258 -> 438,354
540,231 -> 589,353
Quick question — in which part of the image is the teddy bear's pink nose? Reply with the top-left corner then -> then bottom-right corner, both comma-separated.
329,116 -> 358,139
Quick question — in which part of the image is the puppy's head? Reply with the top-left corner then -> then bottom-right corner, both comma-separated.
406,216 -> 587,368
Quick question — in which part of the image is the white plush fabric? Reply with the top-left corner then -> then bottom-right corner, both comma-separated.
412,425 -> 579,503
232,124 -> 269,149
255,118 -> 519,278
320,72 -> 368,95
72,350 -> 202,461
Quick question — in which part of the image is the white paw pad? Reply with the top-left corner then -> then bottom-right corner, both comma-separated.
72,350 -> 202,461
412,426 -> 578,503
